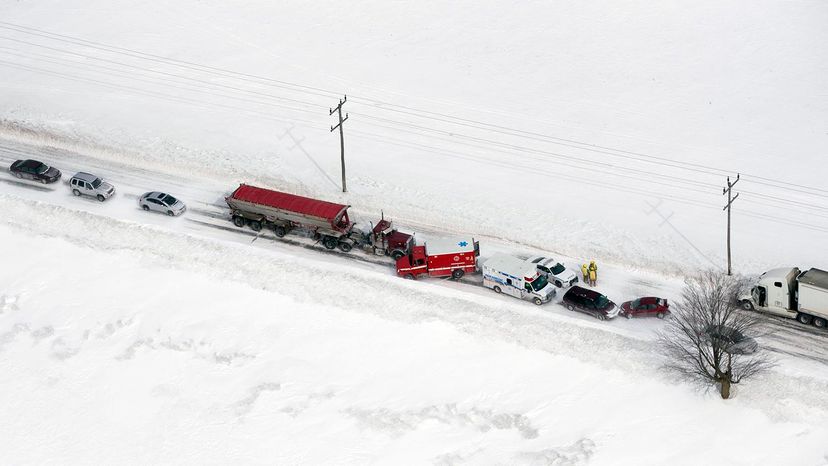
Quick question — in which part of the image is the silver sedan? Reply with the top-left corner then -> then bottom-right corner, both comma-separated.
139,191 -> 186,216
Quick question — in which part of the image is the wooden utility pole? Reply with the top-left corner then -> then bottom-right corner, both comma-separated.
330,96 -> 349,193
722,173 -> 740,276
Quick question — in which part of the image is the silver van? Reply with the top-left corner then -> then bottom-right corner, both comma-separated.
70,172 -> 115,202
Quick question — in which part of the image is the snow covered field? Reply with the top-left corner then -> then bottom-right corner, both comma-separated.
1,0 -> 828,464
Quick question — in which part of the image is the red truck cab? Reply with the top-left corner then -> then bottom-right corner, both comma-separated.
396,237 -> 479,280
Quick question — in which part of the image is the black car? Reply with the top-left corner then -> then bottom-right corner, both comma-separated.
700,325 -> 758,355
561,285 -> 620,320
9,159 -> 62,184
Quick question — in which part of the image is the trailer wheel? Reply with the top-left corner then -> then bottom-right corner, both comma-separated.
814,317 -> 827,329
391,250 -> 405,260
338,242 -> 353,252
533,297 -> 543,306
273,226 -> 287,237
451,269 -> 465,280
797,313 -> 813,325
232,216 -> 245,228
740,300 -> 754,311
250,221 -> 262,232
322,236 -> 338,250
493,286 -> 502,294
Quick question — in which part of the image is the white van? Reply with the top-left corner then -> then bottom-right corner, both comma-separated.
483,253 -> 556,305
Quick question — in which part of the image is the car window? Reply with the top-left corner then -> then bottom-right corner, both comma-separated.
92,178 -> 102,189
162,195 -> 177,205
36,164 -> 48,174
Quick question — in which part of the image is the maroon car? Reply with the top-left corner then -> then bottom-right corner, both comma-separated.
620,297 -> 670,319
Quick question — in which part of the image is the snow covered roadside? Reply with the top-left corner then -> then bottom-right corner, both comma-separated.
1,195 -> 827,464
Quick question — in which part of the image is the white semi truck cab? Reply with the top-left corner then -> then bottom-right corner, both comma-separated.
740,267 -> 828,329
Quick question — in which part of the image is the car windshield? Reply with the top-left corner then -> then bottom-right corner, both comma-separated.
92,178 -> 102,188
161,194 -> 178,205
36,164 -> 49,174
595,295 -> 609,308
631,299 -> 641,309
550,263 -> 566,275
531,274 -> 549,291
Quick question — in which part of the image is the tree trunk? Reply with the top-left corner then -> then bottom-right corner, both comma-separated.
720,378 -> 731,399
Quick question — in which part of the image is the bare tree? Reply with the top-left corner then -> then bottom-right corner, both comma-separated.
659,271 -> 773,399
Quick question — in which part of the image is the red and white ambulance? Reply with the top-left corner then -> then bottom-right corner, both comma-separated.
395,237 -> 480,280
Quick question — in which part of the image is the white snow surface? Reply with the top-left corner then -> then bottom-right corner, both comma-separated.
1,1 -> 828,464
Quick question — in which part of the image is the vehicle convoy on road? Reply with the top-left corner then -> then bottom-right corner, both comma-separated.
396,236 -> 479,280
740,267 -> 828,329
561,285 -> 620,321
226,184 -> 412,256
70,172 -> 115,202
527,256 -> 578,288
9,159 -> 61,184
483,253 -> 555,305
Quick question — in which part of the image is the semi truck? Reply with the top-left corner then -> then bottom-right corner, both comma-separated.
226,184 -> 412,257
483,253 -> 556,305
739,267 -> 828,329
396,236 -> 479,279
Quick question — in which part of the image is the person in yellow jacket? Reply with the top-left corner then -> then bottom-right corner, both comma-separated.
588,260 -> 598,286
581,263 -> 589,283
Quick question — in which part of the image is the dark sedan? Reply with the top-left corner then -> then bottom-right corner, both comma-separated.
620,297 -> 670,319
9,159 -> 62,184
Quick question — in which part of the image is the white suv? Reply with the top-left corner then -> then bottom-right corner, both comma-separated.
528,256 -> 579,288
70,172 -> 115,202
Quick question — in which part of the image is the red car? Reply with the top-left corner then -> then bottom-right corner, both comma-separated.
620,297 -> 670,319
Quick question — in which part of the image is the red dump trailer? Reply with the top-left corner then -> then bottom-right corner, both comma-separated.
225,184 -> 413,256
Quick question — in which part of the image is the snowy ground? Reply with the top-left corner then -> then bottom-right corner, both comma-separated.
1,0 -> 828,464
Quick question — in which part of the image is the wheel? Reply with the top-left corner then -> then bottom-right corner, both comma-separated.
404,274 -> 415,280
533,297 -> 543,306
322,236 -> 337,250
656,312 -> 665,319
167,210 -> 175,216
97,195 -> 106,202
625,312 -> 632,319
250,221 -> 262,232
338,241 -> 353,252
797,313 -> 813,325
566,304 -> 575,311
232,216 -> 245,227
40,178 -> 47,184
741,300 -> 754,311
451,269 -> 465,280
814,317 -> 827,329
596,314 -> 606,321
72,189 -> 81,196
493,286 -> 502,294
14,172 -> 21,178
142,204 -> 150,211
555,280 -> 563,288
391,250 -> 405,260
274,226 -> 287,237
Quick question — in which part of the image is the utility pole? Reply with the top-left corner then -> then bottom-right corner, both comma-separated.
330,95 -> 349,193
722,173 -> 740,276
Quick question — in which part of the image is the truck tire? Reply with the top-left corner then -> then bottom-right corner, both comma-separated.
391,250 -> 405,260
404,274 -> 415,280
232,216 -> 245,227
740,300 -> 754,311
493,286 -> 502,294
338,241 -> 353,252
273,226 -> 287,237
451,269 -> 465,279
797,313 -> 813,325
814,317 -> 827,329
322,236 -> 338,250
533,297 -> 543,306
250,221 -> 262,232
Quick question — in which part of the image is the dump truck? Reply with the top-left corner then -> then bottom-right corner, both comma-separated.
396,236 -> 479,279
483,253 -> 555,305
225,184 -> 412,256
739,267 -> 828,329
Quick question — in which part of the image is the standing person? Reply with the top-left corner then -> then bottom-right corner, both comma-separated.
581,263 -> 589,284
588,260 -> 598,287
